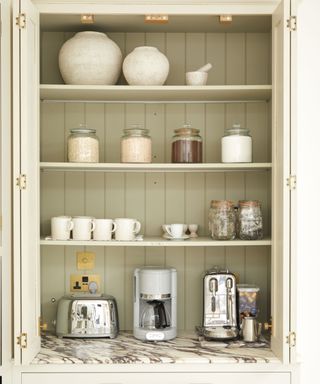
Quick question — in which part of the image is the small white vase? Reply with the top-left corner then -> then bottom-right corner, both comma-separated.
123,46 -> 169,85
59,31 -> 122,85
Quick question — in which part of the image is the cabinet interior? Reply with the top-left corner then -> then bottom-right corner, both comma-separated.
39,14 -> 273,334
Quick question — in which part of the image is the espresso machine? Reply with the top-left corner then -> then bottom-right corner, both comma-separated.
202,267 -> 239,340
134,266 -> 177,341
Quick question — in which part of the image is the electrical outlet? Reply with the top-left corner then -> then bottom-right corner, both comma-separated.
70,274 -> 100,293
77,251 -> 95,270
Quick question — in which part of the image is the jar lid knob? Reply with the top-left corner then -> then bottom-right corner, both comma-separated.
232,123 -> 241,129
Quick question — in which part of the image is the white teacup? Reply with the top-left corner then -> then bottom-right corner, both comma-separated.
164,223 -> 186,238
114,218 -> 141,241
72,216 -> 95,240
51,216 -> 74,240
93,219 -> 116,241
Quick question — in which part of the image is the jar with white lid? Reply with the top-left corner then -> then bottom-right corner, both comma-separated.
67,126 -> 99,163
221,124 -> 252,163
121,125 -> 152,163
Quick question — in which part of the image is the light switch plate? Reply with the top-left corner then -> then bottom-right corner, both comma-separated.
77,251 -> 95,270
70,274 -> 100,292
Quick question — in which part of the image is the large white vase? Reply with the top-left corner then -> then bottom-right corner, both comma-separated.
59,31 -> 122,85
123,46 -> 169,85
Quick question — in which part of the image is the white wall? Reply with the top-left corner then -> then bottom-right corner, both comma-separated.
296,0 -> 320,381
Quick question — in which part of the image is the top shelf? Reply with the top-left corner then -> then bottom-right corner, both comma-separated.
40,84 -> 272,103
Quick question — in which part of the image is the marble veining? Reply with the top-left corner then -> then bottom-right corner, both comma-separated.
32,332 -> 279,365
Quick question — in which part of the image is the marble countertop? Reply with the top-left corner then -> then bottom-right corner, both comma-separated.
32,332 -> 279,365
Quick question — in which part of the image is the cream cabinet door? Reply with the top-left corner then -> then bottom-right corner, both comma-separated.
13,0 -> 40,365
22,372 -> 291,384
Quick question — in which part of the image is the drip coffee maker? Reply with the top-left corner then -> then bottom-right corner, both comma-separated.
133,266 -> 177,341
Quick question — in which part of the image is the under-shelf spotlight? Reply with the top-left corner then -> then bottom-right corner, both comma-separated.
219,15 -> 233,24
81,14 -> 95,24
144,15 -> 169,24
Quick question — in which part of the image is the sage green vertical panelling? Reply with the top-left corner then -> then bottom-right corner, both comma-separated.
226,33 -> 246,85
165,33 -> 185,85
244,246 -> 270,323
246,33 -> 271,85
125,32 -> 145,56
206,33 -> 226,85
205,104 -> 225,163
186,33 -> 206,72
41,245 -> 65,331
247,102 -> 271,163
225,172 -> 246,281
40,32 -> 64,84
146,104 -> 166,162
105,104 -> 125,162
40,103 -> 65,162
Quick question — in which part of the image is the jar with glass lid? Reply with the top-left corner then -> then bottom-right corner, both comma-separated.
221,123 -> 252,163
121,125 -> 152,163
208,200 -> 236,240
171,124 -> 203,163
237,200 -> 263,240
67,126 -> 99,163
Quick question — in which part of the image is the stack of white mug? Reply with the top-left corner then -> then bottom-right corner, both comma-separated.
51,216 -> 141,241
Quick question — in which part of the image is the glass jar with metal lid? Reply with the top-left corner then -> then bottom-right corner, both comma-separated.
208,200 -> 236,240
67,126 -> 99,163
171,124 -> 203,163
121,125 -> 152,163
237,200 -> 263,240
221,123 -> 252,163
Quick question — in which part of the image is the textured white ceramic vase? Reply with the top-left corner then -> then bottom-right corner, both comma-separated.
123,46 -> 169,85
59,31 -> 123,85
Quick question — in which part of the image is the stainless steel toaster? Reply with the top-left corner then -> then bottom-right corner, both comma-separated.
56,293 -> 119,338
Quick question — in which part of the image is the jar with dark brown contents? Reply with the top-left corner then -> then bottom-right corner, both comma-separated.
171,124 -> 203,163
238,200 -> 263,240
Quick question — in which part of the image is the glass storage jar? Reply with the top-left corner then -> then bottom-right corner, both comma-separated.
171,124 -> 203,163
221,124 -> 252,163
237,200 -> 263,240
67,127 -> 99,163
121,125 -> 152,163
208,200 -> 236,240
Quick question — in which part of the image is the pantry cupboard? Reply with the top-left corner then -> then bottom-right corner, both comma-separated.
10,0 -> 296,382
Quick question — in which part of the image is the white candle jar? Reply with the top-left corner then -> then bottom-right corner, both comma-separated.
221,124 -> 252,163
67,127 -> 99,163
121,126 -> 152,163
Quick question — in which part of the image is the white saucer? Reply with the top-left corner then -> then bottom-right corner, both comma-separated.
163,233 -> 190,240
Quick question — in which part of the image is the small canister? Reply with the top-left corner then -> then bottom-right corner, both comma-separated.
121,125 -> 152,163
221,124 -> 252,163
238,200 -> 263,240
208,200 -> 236,240
237,284 -> 260,322
67,126 -> 99,163
171,124 -> 203,163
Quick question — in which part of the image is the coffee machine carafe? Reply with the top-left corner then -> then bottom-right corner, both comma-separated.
202,268 -> 238,340
134,267 -> 177,341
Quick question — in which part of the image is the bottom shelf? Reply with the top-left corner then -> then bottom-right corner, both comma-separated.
33,332 -> 280,365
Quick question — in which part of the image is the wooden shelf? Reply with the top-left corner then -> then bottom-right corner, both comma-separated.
40,162 -> 272,172
40,237 -> 271,247
40,84 -> 272,102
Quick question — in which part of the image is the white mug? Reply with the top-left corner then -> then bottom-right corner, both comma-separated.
51,216 -> 74,240
93,219 -> 117,241
164,223 -> 185,238
72,216 -> 95,240
114,218 -> 141,241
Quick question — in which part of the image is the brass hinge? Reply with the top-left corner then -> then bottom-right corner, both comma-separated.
16,13 -> 26,29
286,175 -> 296,190
16,174 -> 27,190
286,331 -> 296,347
17,332 -> 28,349
286,16 -> 297,31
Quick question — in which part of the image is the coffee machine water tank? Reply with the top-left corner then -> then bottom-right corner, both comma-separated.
133,266 -> 177,341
